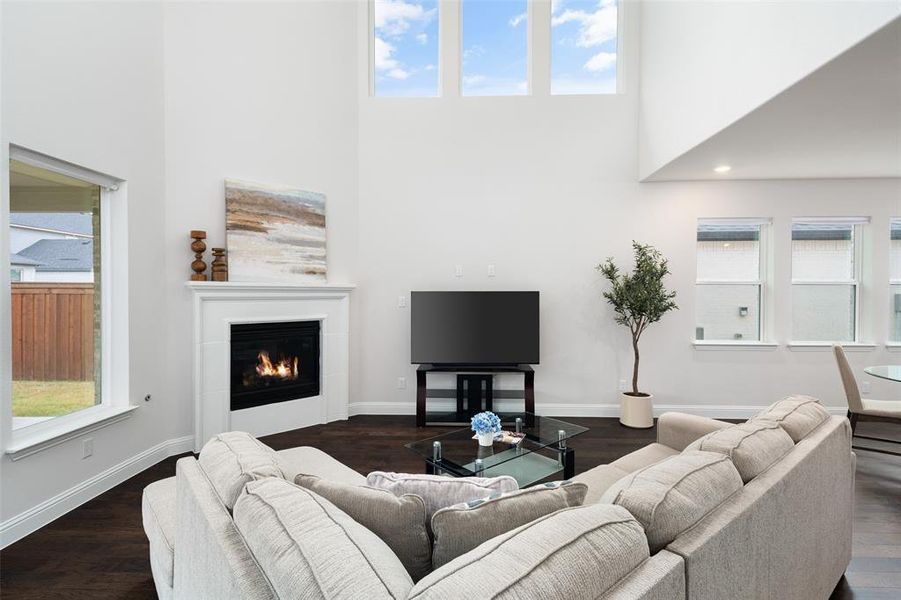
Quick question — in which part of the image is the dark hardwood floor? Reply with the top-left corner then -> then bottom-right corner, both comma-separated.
0,416 -> 898,599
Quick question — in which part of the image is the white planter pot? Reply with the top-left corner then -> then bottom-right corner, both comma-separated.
477,432 -> 495,447
620,392 -> 654,429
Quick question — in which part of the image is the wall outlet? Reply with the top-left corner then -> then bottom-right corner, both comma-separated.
82,438 -> 93,459
860,381 -> 871,395
397,295 -> 406,308
454,265 -> 463,278
487,264 -> 496,278
618,379 -> 627,392
397,377 -> 407,390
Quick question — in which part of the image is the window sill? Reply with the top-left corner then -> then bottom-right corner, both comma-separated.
886,343 -> 901,352
693,341 -> 778,351
788,342 -> 876,352
5,405 -> 138,461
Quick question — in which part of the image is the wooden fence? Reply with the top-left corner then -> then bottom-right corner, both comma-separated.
11,283 -> 95,381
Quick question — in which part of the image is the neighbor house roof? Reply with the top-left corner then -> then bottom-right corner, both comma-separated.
9,252 -> 44,267
16,239 -> 93,272
9,213 -> 93,237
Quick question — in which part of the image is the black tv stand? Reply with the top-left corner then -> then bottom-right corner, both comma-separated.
415,364 -> 535,427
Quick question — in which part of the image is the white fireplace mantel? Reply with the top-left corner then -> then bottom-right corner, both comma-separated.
186,281 -> 355,452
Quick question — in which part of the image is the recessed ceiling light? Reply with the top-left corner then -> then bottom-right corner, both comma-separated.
714,165 -> 732,173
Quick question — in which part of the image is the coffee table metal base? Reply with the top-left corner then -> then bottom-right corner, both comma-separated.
424,444 -> 574,488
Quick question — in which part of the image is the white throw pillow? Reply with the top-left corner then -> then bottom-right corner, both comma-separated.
366,471 -> 518,522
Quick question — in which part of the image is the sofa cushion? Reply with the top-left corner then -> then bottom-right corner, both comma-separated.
409,503 -> 649,599
198,431 -> 284,510
142,476 -> 176,598
430,480 -> 587,570
572,464 -> 629,504
276,446 -> 366,485
756,395 -> 830,442
685,420 -> 795,483
234,478 -> 413,600
295,474 -> 432,582
366,471 -> 518,522
601,450 -> 743,553
611,442 -> 680,473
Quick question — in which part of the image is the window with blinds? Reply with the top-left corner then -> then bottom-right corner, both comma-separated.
891,218 -> 901,342
791,217 -> 867,342
695,218 -> 770,342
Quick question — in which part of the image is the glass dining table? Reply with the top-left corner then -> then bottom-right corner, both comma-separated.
864,365 -> 901,383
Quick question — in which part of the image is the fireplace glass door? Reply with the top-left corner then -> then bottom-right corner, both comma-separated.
230,320 -> 320,411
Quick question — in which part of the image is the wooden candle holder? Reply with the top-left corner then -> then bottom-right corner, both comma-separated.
190,230 -> 208,281
211,248 -> 228,282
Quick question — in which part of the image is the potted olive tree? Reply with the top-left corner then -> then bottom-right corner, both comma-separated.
598,242 -> 678,428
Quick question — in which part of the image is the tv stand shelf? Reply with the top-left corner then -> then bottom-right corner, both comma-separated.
415,364 -> 535,427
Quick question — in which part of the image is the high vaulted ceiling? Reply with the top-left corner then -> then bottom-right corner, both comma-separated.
645,17 -> 901,182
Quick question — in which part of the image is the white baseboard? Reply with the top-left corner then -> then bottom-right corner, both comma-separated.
0,435 -> 194,549
348,402 -> 848,420
348,402 -> 417,416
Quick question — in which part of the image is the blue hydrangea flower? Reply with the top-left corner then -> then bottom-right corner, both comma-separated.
471,411 -> 502,435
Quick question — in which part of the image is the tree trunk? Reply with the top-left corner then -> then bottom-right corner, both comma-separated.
631,334 -> 640,395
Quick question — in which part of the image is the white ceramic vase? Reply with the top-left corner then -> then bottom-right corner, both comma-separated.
477,431 -> 495,447
620,392 -> 654,429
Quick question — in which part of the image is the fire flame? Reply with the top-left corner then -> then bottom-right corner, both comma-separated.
256,351 -> 299,380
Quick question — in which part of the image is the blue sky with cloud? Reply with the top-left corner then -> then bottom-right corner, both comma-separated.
462,0 -> 528,96
551,0 -> 618,94
374,0 -> 439,97
373,0 -> 617,97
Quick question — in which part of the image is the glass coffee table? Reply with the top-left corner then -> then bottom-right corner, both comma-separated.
406,413 -> 588,488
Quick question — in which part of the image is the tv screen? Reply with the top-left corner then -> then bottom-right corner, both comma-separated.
411,291 -> 539,365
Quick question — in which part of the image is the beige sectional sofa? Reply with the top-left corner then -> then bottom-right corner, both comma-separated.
142,398 -> 853,599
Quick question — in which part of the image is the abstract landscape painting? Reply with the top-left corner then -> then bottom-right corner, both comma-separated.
225,179 -> 326,283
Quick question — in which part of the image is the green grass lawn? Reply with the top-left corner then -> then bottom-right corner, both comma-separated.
12,381 -> 97,417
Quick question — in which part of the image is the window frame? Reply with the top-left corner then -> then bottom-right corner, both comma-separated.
890,217 -> 901,343
694,218 -> 771,344
4,145 -> 132,457
789,218 -> 866,344
367,0 -> 625,98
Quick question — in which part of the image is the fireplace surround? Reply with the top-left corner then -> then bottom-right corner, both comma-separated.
186,281 -> 353,451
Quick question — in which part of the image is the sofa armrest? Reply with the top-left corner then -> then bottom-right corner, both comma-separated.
657,412 -> 732,451
174,457 -> 276,600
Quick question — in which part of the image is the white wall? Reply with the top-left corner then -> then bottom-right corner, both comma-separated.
161,0 -> 360,437
0,1 -> 170,530
638,1 -> 901,180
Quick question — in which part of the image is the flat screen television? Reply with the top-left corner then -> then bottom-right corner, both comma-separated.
411,291 -> 539,365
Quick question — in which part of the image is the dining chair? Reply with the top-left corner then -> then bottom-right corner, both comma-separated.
832,344 -> 901,457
